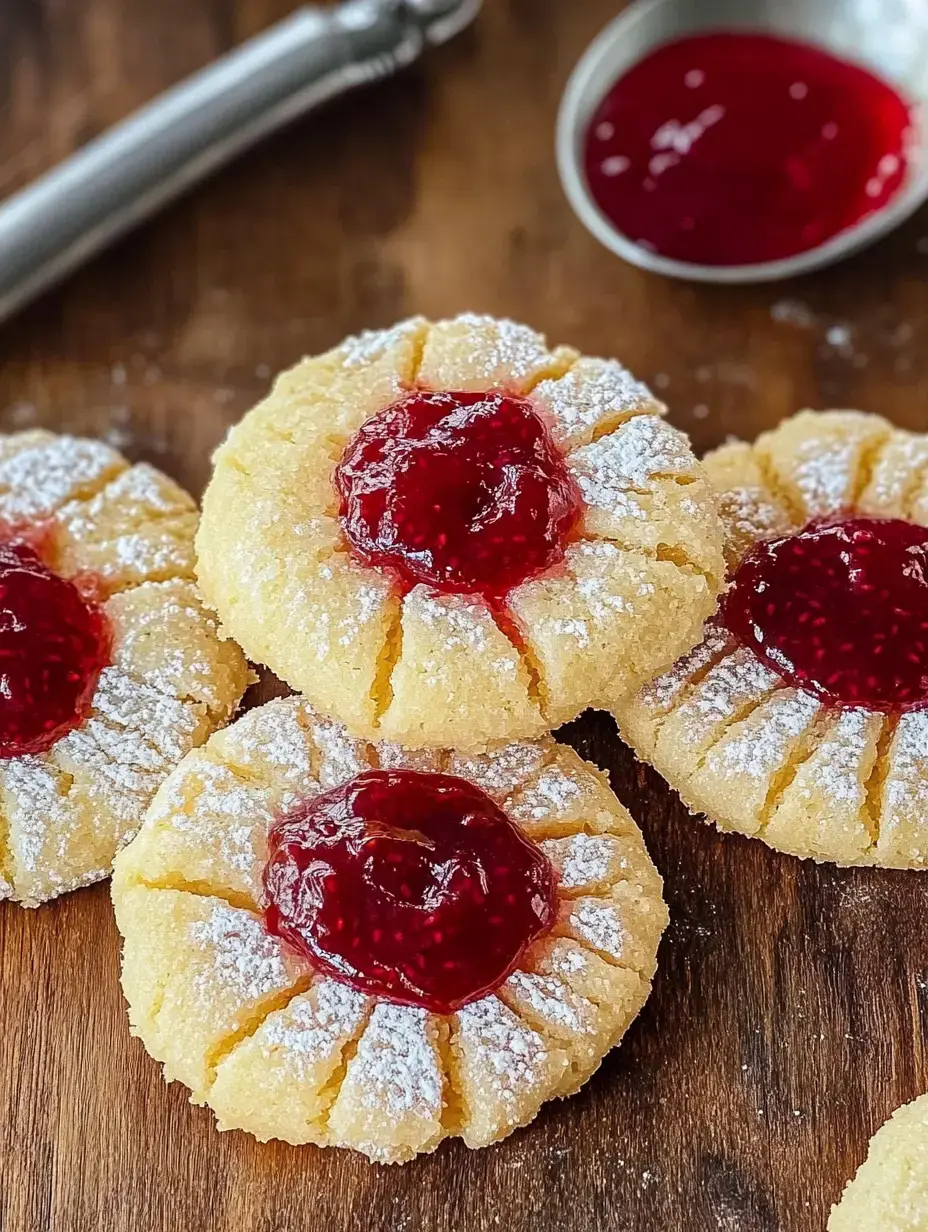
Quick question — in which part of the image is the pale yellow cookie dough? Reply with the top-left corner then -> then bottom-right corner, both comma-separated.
0,431 -> 250,905
196,314 -> 724,751
112,696 -> 668,1163
614,409 -> 928,868
830,1093 -> 928,1231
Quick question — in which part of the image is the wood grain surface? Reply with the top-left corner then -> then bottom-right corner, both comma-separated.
1,3 -> 928,1229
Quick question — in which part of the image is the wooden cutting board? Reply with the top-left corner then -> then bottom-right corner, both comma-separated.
1,3 -> 927,1229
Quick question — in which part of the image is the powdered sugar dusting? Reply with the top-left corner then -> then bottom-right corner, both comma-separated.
337,317 -> 424,370
306,714 -> 371,789
344,586 -> 383,638
504,970 -> 596,1034
56,464 -> 196,583
155,757 -> 270,895
51,667 -> 204,839
257,979 -> 370,1073
68,666 -> 201,769
341,1003 -> 443,1118
407,587 -> 493,653
546,616 -> 593,648
533,540 -> 658,644
374,743 -> 443,773
533,357 -> 662,448
104,531 -> 194,582
109,583 -> 220,697
0,434 -> 123,522
788,435 -> 863,517
639,624 -> 732,712
541,833 -> 619,890
579,567 -> 654,619
566,898 -> 628,962
786,708 -> 876,806
403,586 -> 522,686
0,669 -> 204,897
864,431 -> 928,514
454,994 -> 556,1103
188,901 -> 298,1006
679,649 -> 783,729
885,710 -> 928,810
219,698 -> 318,805
568,415 -> 696,509
717,487 -> 792,550
709,689 -> 821,779
508,764 -> 584,823
441,314 -> 559,385
880,711 -> 928,864
447,741 -> 548,800
304,565 -> 392,659
539,939 -> 591,978
574,539 -> 656,592
66,462 -> 193,522
0,756 -> 78,877
0,434 -> 242,905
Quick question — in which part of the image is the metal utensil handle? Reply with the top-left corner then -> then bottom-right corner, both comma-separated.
0,1 -> 439,325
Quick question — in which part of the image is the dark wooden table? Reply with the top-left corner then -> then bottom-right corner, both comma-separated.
2,3 -> 927,1230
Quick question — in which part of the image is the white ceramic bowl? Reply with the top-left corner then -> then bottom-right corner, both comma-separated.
557,0 -> 928,283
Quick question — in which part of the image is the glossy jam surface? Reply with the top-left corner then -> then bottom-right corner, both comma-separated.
335,390 -> 581,598
583,33 -> 912,266
722,518 -> 928,711
263,769 -> 557,1013
0,540 -> 109,757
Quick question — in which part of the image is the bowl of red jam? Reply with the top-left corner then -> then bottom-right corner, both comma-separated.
557,0 -> 928,282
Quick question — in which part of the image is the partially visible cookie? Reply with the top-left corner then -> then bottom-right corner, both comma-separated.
0,431 -> 250,905
196,314 -> 724,751
829,1092 -> 928,1231
112,696 -> 668,1163
614,410 -> 928,868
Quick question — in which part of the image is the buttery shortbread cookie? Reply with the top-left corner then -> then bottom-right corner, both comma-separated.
196,313 -> 724,750
615,409 -> 928,868
0,430 -> 250,905
112,696 -> 668,1163
829,1092 -> 928,1231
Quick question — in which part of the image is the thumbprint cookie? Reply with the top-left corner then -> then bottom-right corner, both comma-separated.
0,431 -> 250,905
196,314 -> 724,751
112,696 -> 668,1163
615,409 -> 928,867
829,1092 -> 928,1230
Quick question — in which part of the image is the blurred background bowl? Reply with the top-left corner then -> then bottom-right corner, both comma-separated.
557,0 -> 928,282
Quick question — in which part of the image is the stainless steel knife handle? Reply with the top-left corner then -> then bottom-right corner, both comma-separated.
0,0 -> 480,326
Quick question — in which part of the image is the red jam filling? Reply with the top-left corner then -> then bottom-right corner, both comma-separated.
0,540 -> 110,758
335,390 -> 581,598
583,32 -> 912,267
263,769 -> 557,1013
722,518 -> 928,711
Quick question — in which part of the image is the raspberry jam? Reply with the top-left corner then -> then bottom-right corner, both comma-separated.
263,769 -> 557,1013
335,390 -> 581,598
583,33 -> 913,267
0,540 -> 109,757
722,518 -> 928,711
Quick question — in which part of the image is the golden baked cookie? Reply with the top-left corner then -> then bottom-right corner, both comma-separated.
112,696 -> 668,1163
614,409 -> 928,868
0,430 -> 250,905
196,314 -> 724,751
829,1093 -> 928,1231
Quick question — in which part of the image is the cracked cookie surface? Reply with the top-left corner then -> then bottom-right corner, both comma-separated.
111,696 -> 668,1163
614,409 -> 928,868
196,314 -> 724,751
0,431 -> 250,905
